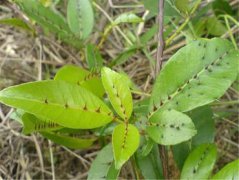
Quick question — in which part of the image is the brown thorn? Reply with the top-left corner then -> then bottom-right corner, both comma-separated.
83,104 -> 87,111
96,107 -> 101,113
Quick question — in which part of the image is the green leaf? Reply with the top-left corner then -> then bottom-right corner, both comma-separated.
41,131 -> 95,149
0,80 -> 113,129
109,46 -> 138,67
138,138 -> 154,157
113,13 -> 143,25
149,38 -> 239,118
101,67 -> 133,120
174,0 -> 190,14
212,159 -> 239,179
180,143 -> 217,179
147,110 -> 197,145
67,0 -> 94,39
112,123 -> 140,169
133,98 -> 150,117
54,65 -> 104,97
142,0 -> 180,17
0,18 -> 34,34
206,17 -> 227,36
15,0 -> 82,48
10,109 -> 24,124
194,16 -> 227,37
85,44 -> 103,70
22,113 -> 62,134
88,144 -> 120,180
188,106 -> 215,146
173,105 -> 215,170
140,25 -> 158,44
172,142 -> 191,170
136,144 -> 163,179
212,0 -> 233,16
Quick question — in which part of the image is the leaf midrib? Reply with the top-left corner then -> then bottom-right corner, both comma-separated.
0,95 -> 111,117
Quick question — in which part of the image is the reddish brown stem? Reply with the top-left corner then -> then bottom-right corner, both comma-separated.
155,0 -> 165,75
155,0 -> 169,179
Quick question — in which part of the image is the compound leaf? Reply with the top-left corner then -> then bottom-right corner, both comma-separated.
112,123 -> 140,169
101,67 -> 133,120
180,143 -> 217,179
67,0 -> 94,39
88,144 -> 120,180
211,159 -> 239,180
147,110 -> 197,145
54,65 -> 104,97
0,80 -> 113,129
149,38 -> 239,119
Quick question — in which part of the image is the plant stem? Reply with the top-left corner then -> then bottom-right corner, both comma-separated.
224,16 -> 238,49
131,155 -> 141,180
131,90 -> 151,97
212,100 -> 239,106
155,0 -> 165,75
160,145 -> 169,179
155,0 -> 169,179
165,17 -> 190,46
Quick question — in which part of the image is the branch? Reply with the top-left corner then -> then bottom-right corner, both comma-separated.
155,0 -> 169,179
155,0 -> 165,75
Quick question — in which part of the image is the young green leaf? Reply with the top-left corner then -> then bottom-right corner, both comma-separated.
174,0 -> 190,14
206,17 -> 227,36
41,131 -> 95,149
149,38 -> 239,119
67,0 -> 94,39
0,18 -> 34,34
101,67 -> 133,120
113,13 -> 143,25
22,113 -> 62,134
112,123 -> 140,169
138,138 -> 154,157
15,0 -> 82,48
0,80 -> 113,129
211,159 -> 239,180
86,44 -> 103,70
54,65 -> 104,97
109,46 -> 138,67
147,110 -> 197,145
88,144 -> 120,180
180,144 -> 217,179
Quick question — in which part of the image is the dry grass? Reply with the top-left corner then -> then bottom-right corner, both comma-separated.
0,0 -> 238,179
